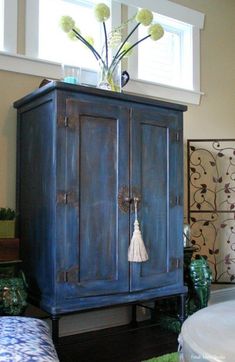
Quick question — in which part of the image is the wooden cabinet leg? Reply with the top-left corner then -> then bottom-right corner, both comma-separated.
178,293 -> 186,325
131,304 -> 138,327
51,315 -> 60,344
150,301 -> 157,322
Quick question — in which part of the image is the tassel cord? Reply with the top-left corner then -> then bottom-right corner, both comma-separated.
128,197 -> 149,262
134,198 -> 138,222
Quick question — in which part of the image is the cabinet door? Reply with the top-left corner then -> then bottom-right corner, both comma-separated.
57,97 -> 130,298
130,107 -> 183,291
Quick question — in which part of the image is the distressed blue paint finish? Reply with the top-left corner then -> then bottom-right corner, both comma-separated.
141,123 -> 168,273
16,96 -> 57,304
130,108 -> 183,291
59,99 -> 130,298
80,116 -> 117,282
14,82 -> 186,315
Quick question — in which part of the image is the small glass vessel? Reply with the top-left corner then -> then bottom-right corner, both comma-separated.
98,62 -> 121,92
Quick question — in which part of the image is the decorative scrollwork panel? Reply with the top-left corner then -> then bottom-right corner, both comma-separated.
188,140 -> 235,212
190,212 -> 235,283
188,140 -> 235,283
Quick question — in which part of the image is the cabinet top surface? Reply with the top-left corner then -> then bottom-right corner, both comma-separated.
13,81 -> 187,112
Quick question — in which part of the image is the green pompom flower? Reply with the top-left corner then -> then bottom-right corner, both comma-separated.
136,9 -> 153,26
68,26 -> 80,41
59,3 -> 165,87
148,23 -> 164,41
121,42 -> 133,57
84,36 -> 95,47
59,15 -> 75,33
94,3 -> 110,22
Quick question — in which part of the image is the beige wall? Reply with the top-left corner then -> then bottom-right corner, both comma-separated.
171,0 -> 235,213
0,0 -> 235,210
0,71 -> 43,208
0,0 -> 234,335
172,0 -> 235,138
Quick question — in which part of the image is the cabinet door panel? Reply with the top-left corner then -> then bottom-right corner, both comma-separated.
130,108 -> 183,291
57,98 -> 130,298
79,116 -> 118,282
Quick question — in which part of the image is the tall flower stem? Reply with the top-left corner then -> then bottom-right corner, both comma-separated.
109,23 -> 140,70
103,22 -> 108,67
111,34 -> 151,73
116,23 -> 140,59
72,28 -> 106,67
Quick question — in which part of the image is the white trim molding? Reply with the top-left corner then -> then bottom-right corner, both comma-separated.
0,51 -> 98,84
25,0 -> 39,58
1,0 -> 205,105
0,51 -> 203,105
124,78 -> 203,105
116,0 -> 205,29
3,0 -> 17,53
125,0 -> 205,104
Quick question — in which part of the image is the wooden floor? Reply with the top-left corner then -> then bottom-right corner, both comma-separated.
56,321 -> 178,362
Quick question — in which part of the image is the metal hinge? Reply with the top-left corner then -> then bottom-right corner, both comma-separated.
56,191 -> 78,207
176,131 -> 180,142
64,116 -> 69,127
170,130 -> 181,143
170,195 -> 182,207
57,116 -> 78,129
171,257 -> 182,270
57,191 -> 68,204
57,266 -> 79,283
176,195 -> 182,206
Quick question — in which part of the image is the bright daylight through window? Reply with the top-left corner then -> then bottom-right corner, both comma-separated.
38,0 -> 111,70
0,0 -> 204,104
0,0 -> 4,51
38,0 -> 195,91
137,12 -> 193,90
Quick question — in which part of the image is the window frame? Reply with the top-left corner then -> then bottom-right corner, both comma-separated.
1,0 -> 17,53
25,0 -> 121,62
0,0 -> 4,50
0,0 -> 205,105
135,14 -> 194,90
117,0 -> 205,104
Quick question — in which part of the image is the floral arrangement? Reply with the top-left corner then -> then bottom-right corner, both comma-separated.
60,3 -> 164,91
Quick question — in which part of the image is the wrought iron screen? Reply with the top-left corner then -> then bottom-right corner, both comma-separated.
187,139 -> 235,283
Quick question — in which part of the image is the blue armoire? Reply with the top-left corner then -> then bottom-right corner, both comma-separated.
14,82 -> 187,332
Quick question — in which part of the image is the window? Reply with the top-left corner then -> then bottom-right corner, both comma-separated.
137,13 -> 193,90
26,0 -> 118,71
39,0 -> 107,70
0,0 -> 4,51
123,0 -> 205,103
0,0 -> 17,53
0,0 -> 204,104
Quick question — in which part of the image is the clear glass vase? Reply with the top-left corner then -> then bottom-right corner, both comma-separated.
97,62 -> 121,92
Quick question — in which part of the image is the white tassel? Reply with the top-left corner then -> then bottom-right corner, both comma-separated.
128,198 -> 149,262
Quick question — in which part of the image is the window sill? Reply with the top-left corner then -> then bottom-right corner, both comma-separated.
0,51 -> 203,105
124,78 -> 203,105
0,51 -> 98,85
